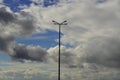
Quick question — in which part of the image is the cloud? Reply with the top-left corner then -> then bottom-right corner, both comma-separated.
0,0 -> 120,70
30,0 -> 43,4
22,0 -> 120,45
12,44 -> 47,62
0,7 -> 15,24
0,6 -> 48,62
19,0 -> 120,68
47,45 -> 80,67
0,0 -> 3,3
0,62 -> 120,80
82,36 -> 120,68
0,0 -> 119,79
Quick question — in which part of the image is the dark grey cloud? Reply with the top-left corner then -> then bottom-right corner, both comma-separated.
12,44 -> 47,62
83,36 -> 120,68
0,7 -> 47,62
0,7 -> 15,24
16,11 -> 36,35
0,36 -> 14,53
0,7 -> 36,36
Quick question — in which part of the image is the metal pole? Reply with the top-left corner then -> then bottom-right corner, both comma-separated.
52,20 -> 67,80
58,24 -> 61,80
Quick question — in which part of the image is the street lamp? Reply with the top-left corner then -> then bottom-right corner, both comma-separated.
52,20 -> 67,80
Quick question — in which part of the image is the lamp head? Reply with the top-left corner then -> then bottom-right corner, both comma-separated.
61,20 -> 67,25
63,20 -> 67,23
52,20 -> 60,25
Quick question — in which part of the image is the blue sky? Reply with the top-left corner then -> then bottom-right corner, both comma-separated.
0,0 -> 60,61
16,30 -> 59,49
3,0 -> 59,12
0,53 -> 11,61
3,0 -> 32,12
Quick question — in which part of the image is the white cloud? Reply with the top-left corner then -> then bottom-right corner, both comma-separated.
22,0 -> 120,46
30,0 -> 43,3
0,62 -> 120,80
0,2 -> 120,80
0,0 -> 3,3
47,45 -> 79,66
20,0 -> 120,69
0,0 -> 119,79
0,6 -> 45,60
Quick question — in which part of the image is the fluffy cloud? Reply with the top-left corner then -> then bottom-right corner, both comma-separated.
30,0 -> 44,4
0,6 -> 48,61
1,0 -> 120,70
0,62 -> 120,80
12,44 -> 47,62
23,0 -> 120,45
20,0 -> 120,68
0,0 -> 119,79
47,46 -> 79,67
0,0 -> 3,3
83,36 -> 120,68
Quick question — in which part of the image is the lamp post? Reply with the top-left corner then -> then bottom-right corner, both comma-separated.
52,20 -> 67,80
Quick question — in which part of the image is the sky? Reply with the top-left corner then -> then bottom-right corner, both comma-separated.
0,0 -> 120,80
